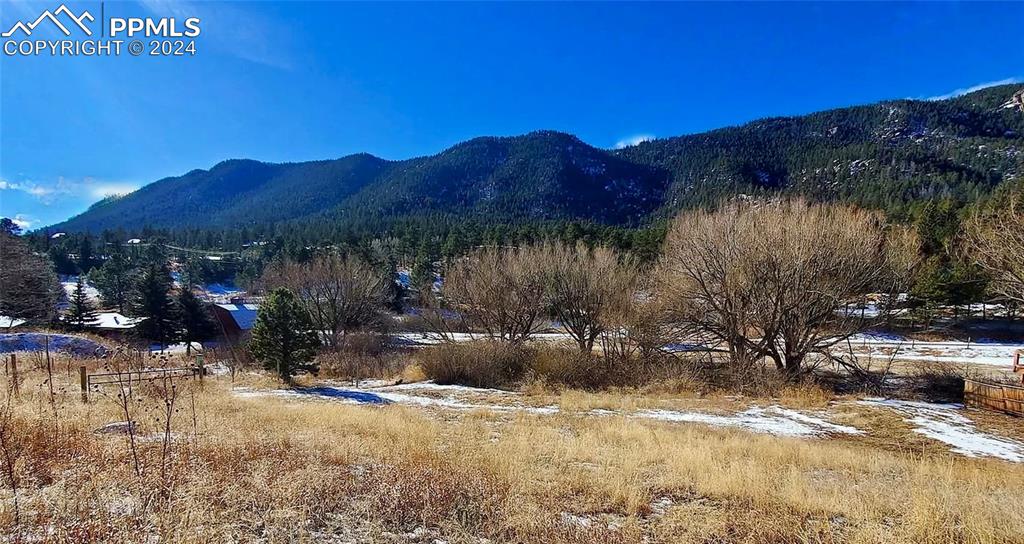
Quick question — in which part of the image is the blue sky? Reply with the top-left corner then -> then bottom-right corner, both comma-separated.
1,1 -> 1022,230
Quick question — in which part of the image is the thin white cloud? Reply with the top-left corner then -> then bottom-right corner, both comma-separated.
0,179 -> 56,200
926,78 -> 1023,101
0,176 -> 138,204
614,134 -> 655,149
137,0 -> 293,69
11,214 -> 36,230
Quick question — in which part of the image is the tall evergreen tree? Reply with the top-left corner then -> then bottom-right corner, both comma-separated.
0,231 -> 61,326
77,236 -> 95,273
89,252 -> 135,313
66,275 -> 98,330
177,289 -> 218,355
249,288 -> 320,384
133,264 -> 180,348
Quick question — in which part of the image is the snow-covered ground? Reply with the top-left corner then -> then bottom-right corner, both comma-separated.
60,276 -> 101,303
235,381 -> 860,438
0,333 -> 106,356
234,380 -> 1024,462
844,334 -> 1023,368
392,331 -> 574,346
858,398 -> 1024,462
593,405 -> 862,437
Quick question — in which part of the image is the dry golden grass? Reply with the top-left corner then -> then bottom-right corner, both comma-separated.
0,359 -> 1021,543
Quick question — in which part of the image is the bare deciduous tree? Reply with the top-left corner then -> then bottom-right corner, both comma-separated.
442,247 -> 548,342
259,254 -> 390,348
658,200 -> 917,377
538,243 -> 637,353
962,196 -> 1024,305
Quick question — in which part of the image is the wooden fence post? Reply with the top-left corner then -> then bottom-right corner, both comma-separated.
79,365 -> 88,403
196,354 -> 204,381
10,354 -> 19,396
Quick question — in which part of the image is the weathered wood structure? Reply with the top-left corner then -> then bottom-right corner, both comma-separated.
962,350 -> 1024,416
964,378 -> 1024,416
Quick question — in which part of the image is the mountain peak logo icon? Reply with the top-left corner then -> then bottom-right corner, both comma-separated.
2,4 -> 94,38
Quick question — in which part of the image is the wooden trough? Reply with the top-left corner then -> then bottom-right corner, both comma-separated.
963,350 -> 1024,416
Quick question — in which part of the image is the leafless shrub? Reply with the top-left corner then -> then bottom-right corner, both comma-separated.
961,195 -> 1024,304
657,199 -> 918,379
0,384 -> 21,541
416,340 -> 530,387
316,333 -> 404,382
150,370 -> 180,497
818,338 -> 899,394
907,361 -> 971,403
259,253 -> 391,348
441,247 -> 548,342
98,348 -> 145,477
537,243 -> 638,353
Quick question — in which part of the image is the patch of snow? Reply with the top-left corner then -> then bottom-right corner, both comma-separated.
94,421 -> 136,435
649,496 -> 674,518
0,333 -> 106,356
61,276 -> 101,301
150,341 -> 204,354
391,331 -> 573,346
0,316 -> 26,329
858,398 -> 1024,462
559,512 -> 593,528
236,381 -> 867,439
92,312 -> 146,330
376,380 -> 518,395
233,385 -> 558,415
626,406 -> 862,437
202,282 -> 244,297
846,335 -> 1022,369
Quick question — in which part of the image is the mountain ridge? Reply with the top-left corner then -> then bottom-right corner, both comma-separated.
49,84 -> 1024,234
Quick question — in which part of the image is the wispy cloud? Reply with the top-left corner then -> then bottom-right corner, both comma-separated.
137,0 -> 293,69
11,214 -> 37,230
0,176 -> 138,204
926,78 -> 1023,101
614,134 -> 655,149
0,179 -> 56,200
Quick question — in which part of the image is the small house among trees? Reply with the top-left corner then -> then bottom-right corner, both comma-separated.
213,298 -> 260,344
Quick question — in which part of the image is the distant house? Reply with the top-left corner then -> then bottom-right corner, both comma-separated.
212,299 -> 259,343
59,312 -> 145,342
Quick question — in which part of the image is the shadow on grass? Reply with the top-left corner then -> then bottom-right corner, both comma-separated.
292,386 -> 392,405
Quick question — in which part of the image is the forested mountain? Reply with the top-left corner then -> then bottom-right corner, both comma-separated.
50,84 -> 1024,234
621,84 -> 1024,217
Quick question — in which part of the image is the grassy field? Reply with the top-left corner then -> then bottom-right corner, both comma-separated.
0,355 -> 1022,544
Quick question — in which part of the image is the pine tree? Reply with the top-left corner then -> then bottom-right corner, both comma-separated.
249,288 -> 320,384
178,289 -> 218,355
66,276 -> 98,330
180,256 -> 207,288
77,236 -> 95,273
89,252 -> 135,313
133,264 -> 180,348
